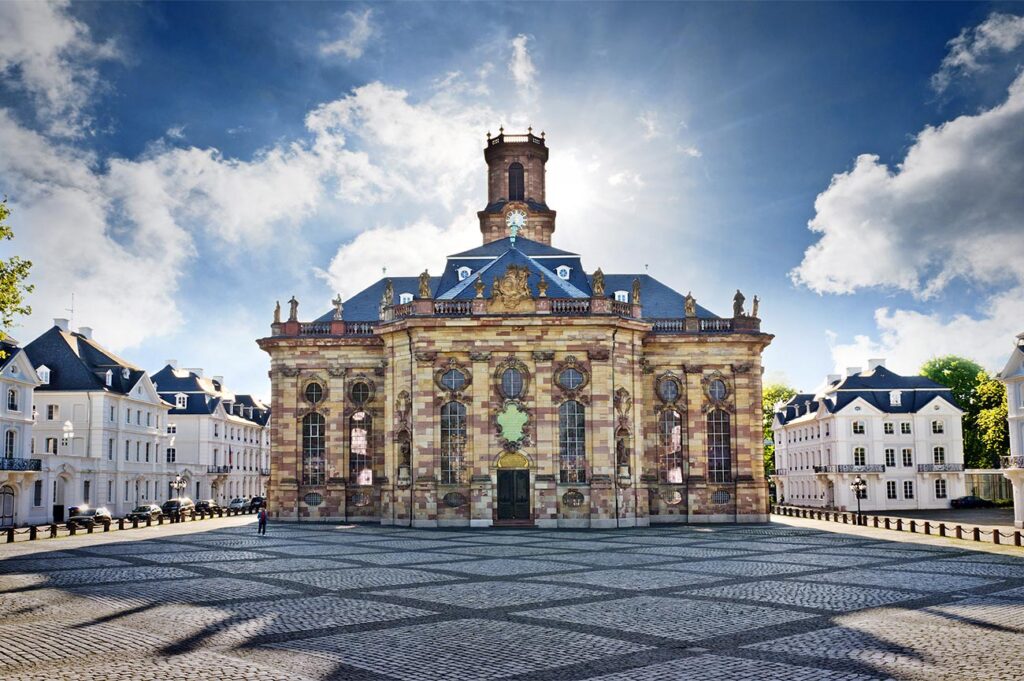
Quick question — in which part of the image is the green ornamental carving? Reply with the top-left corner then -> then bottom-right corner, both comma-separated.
496,402 -> 528,445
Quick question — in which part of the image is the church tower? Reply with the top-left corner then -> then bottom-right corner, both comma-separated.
478,128 -> 557,245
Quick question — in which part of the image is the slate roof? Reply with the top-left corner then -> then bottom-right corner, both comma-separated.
482,199 -> 552,214
314,235 -> 722,323
774,366 -> 961,425
151,364 -> 270,425
0,340 -> 21,373
24,326 -> 147,394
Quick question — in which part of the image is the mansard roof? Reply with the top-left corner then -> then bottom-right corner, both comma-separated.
24,326 -> 147,394
315,235 -> 721,323
151,364 -> 270,425
774,365 -> 961,426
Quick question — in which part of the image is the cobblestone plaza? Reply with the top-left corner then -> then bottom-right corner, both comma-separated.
1,517 -> 1023,680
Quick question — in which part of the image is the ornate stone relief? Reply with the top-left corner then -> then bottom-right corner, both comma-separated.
280,367 -> 300,377
469,351 -> 492,362
562,489 -> 585,507
495,401 -> 530,451
443,492 -> 468,508
327,364 -> 345,378
654,371 -> 685,408
701,370 -> 735,414
613,387 -> 632,430
434,357 -> 472,400
496,451 -> 530,469
493,355 -> 530,399
488,264 -> 535,313
414,351 -> 438,364
531,350 -> 555,361
587,348 -> 610,361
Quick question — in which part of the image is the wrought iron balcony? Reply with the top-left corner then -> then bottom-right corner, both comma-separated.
1002,455 -> 1024,470
207,465 -> 231,474
917,463 -> 965,473
259,468 -> 270,476
814,464 -> 885,474
0,457 -> 41,471
771,468 -> 788,476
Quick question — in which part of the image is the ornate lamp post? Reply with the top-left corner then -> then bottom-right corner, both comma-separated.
850,475 -> 867,526
169,474 -> 187,499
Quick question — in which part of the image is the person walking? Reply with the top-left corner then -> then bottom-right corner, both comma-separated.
257,506 -> 268,536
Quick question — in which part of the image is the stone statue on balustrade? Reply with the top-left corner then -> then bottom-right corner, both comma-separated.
273,301 -> 281,324
418,270 -> 432,298
733,289 -> 745,317
684,292 -> 697,317
592,268 -> 605,297
288,296 -> 299,322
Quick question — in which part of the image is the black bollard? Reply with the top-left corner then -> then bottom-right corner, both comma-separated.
29,526 -> 37,540
6,528 -> 13,543
49,523 -> 57,538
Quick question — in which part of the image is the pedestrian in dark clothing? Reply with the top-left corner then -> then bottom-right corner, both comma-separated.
257,507 -> 268,535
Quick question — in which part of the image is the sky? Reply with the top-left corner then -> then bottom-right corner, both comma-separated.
2,1 -> 1024,399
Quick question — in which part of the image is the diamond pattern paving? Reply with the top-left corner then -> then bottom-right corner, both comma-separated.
2,514 -> 1022,680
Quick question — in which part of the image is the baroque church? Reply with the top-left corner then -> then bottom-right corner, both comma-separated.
258,130 -> 773,527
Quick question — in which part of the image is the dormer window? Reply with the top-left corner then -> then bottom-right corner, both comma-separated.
175,393 -> 187,409
105,369 -> 112,387
457,267 -> 472,281
399,292 -> 413,304
121,367 -> 130,380
614,290 -> 629,303
556,265 -> 571,280
889,390 -> 902,407
37,365 -> 50,384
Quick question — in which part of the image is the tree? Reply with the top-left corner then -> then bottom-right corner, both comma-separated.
919,356 -> 997,468
0,198 -> 34,349
974,371 -> 1008,469
762,382 -> 797,476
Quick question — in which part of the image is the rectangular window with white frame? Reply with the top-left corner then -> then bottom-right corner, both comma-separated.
903,480 -> 914,499
902,448 -> 913,467
883,422 -> 894,435
935,478 -> 947,499
107,480 -> 112,503
852,421 -> 865,435
901,422 -> 912,434
886,480 -> 897,499
933,446 -> 945,465
108,438 -> 113,460
853,447 -> 866,466
33,480 -> 42,507
45,437 -> 57,454
885,448 -> 896,467
931,420 -> 944,434
47,404 -> 58,420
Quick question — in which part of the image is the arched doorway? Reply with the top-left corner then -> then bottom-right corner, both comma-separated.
53,476 -> 67,522
0,485 -> 14,527
495,451 -> 531,523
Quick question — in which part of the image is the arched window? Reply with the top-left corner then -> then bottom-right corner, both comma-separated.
4,430 -> 15,458
301,413 -> 325,486
508,162 -> 524,201
6,389 -> 17,412
707,409 -> 731,483
659,409 -> 683,483
559,400 -> 586,483
440,402 -> 466,484
349,411 -> 373,485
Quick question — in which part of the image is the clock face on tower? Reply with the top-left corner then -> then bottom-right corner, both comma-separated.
506,209 -> 527,230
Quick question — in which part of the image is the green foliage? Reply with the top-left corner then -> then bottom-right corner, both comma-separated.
762,382 -> 797,476
0,199 -> 34,351
920,356 -> 1008,469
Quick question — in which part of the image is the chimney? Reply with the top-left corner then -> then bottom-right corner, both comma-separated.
846,366 -> 862,377
184,368 -> 204,378
78,326 -> 93,340
827,374 -> 841,385
867,358 -> 886,371
165,359 -> 178,370
54,318 -> 69,332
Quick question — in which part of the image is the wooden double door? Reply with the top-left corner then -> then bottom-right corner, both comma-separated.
496,470 -> 530,521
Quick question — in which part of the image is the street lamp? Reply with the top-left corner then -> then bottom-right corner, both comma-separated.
850,475 -> 867,526
169,474 -> 187,499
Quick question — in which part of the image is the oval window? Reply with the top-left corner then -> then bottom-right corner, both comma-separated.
501,368 -> 524,398
658,378 -> 680,402
304,382 -> 324,404
558,367 -> 585,390
441,369 -> 467,391
350,381 -> 370,405
708,379 -> 727,401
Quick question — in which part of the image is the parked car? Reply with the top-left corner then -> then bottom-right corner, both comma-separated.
161,497 -> 195,517
127,504 -> 163,522
67,507 -> 112,529
67,504 -> 87,517
228,497 -> 250,512
951,495 -> 995,509
195,499 -> 220,514
249,496 -> 265,511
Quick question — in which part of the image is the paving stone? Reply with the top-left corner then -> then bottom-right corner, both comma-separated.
801,567 -> 997,592
626,546 -> 758,559
1,651 -> 316,681
71,576 -> 297,606
687,580 -> 920,612
267,618 -> 651,680
734,552 -> 886,568
0,556 -> 131,573
432,557 -> 589,577
343,550 -> 479,566
208,558 -> 357,574
0,565 -> 197,591
134,549 -> 271,563
530,568 -> 725,591
886,560 -> 1024,579
578,653 -> 879,680
530,551 -> 680,568
378,580 -> 600,608
263,566 -> 464,590
652,559 -> 819,577
519,595 -> 817,641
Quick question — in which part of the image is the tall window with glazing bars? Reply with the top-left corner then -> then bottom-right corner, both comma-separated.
301,412 -> 325,486
349,411 -> 372,485
706,409 -> 732,483
659,409 -> 684,483
559,400 -> 586,483
440,402 -> 467,484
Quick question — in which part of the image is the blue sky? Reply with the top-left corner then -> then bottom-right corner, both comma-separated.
2,2 -> 1024,398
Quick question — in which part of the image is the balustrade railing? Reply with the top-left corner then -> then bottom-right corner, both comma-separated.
433,300 -> 472,316
345,322 -> 375,336
814,464 -> 885,473
298,322 -> 332,336
610,300 -> 633,317
0,457 -> 41,472
551,298 -> 590,315
651,318 -> 684,332
700,318 -> 733,332
771,468 -> 787,476
917,463 -> 965,472
488,132 -> 545,147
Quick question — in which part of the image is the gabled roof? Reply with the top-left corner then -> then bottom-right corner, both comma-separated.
24,326 -> 146,394
0,341 -> 42,387
997,336 -> 1024,380
438,247 -> 590,300
152,364 -> 271,425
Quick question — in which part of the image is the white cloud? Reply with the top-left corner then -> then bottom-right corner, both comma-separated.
165,125 -> 186,140
320,8 -> 376,60
933,12 -> 1024,92
0,1 -> 118,137
508,34 -> 537,99
792,70 -> 1024,297
676,144 -> 702,158
827,288 -> 1024,376
608,171 -> 644,188
637,111 -> 661,140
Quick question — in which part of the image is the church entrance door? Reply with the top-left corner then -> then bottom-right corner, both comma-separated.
496,470 -> 530,522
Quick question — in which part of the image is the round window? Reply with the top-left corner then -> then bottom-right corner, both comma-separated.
558,367 -> 585,391
350,381 -> 370,405
501,368 -> 524,398
304,382 -> 324,404
440,369 -> 466,391
708,379 -> 727,401
658,378 -> 680,402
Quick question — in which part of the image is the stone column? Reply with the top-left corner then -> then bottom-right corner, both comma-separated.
1003,468 -> 1024,529
470,351 -> 492,527
684,364 -> 706,522
412,352 -> 438,528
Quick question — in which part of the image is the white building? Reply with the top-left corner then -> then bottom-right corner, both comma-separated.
996,333 -> 1024,528
151,362 -> 270,505
0,338 -> 43,527
23,320 -> 172,521
772,359 -> 966,512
